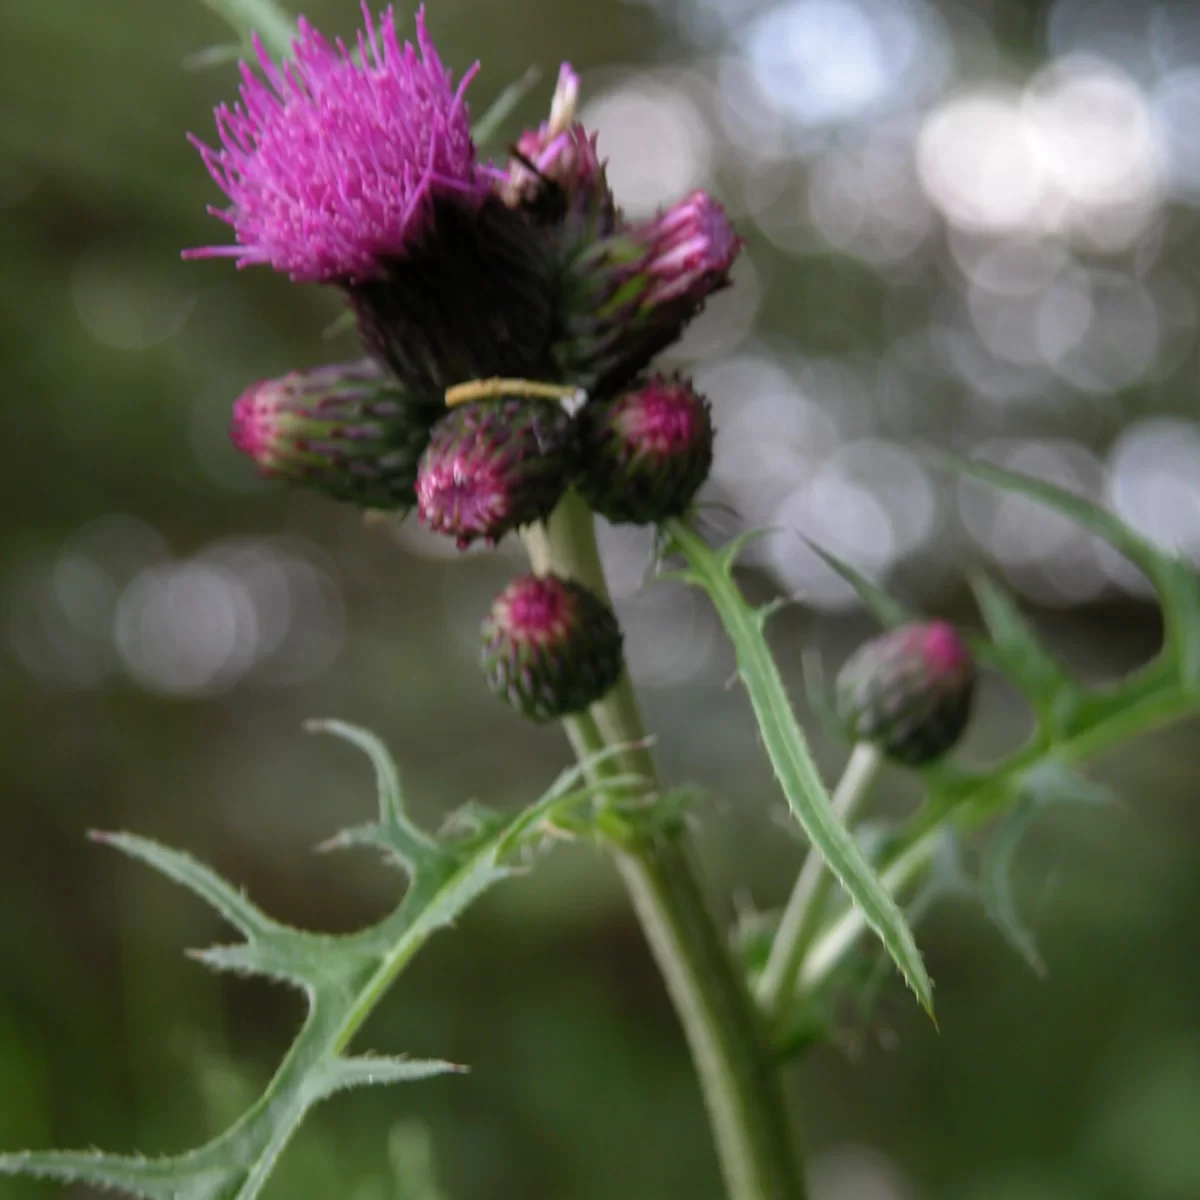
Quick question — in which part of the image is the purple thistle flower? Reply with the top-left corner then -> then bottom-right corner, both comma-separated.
185,4 -> 489,284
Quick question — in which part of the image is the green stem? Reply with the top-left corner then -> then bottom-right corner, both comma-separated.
795,680 -> 1200,1000
523,492 -> 806,1200
757,743 -> 881,1015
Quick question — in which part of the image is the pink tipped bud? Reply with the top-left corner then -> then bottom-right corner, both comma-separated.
836,621 -> 976,766
502,64 -> 614,233
480,573 -> 623,720
557,190 -> 744,397
230,359 -> 441,510
415,398 -> 577,548
639,190 -> 742,306
577,375 -> 714,525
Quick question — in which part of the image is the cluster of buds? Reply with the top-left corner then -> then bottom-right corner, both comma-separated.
835,621 -> 977,765
189,5 -> 739,722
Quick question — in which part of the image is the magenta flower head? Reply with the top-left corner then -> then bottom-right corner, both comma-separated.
186,4 -> 483,283
230,359 -> 442,510
502,64 -> 614,234
187,4 -> 557,396
415,398 -> 577,548
577,375 -> 713,525
480,573 -> 623,721
558,190 -> 743,397
835,621 -> 976,766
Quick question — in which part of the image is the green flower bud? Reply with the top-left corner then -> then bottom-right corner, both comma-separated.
480,574 -> 623,721
230,359 -> 442,510
576,375 -> 713,524
836,621 -> 976,765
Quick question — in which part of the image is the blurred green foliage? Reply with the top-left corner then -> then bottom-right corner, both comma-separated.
2,0 -> 1199,1197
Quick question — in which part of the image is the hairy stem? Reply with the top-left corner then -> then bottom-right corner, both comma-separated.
757,743 -> 881,1015
523,492 -> 807,1200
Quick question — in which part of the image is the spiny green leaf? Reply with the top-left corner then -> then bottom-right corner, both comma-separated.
306,719 -> 443,870
715,525 -> 775,576
1019,761 -> 1117,809
981,763 -> 1115,976
471,66 -> 542,147
185,941 -> 332,990
1,729 -> 617,1200
755,595 -> 800,631
310,1056 -> 465,1102
928,450 -> 1200,687
807,543 -> 912,627
980,795 -> 1047,976
89,831 -> 279,940
801,645 -> 844,744
665,519 -> 935,1016
968,572 -> 1080,729
798,834 -> 939,994
0,1150 -> 183,1199
906,829 -> 977,917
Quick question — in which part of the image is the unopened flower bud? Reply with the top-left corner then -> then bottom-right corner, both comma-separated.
230,359 -> 442,509
559,190 -> 743,397
836,621 -> 976,766
416,398 -> 576,548
502,65 -> 615,234
480,573 -> 623,720
576,375 -> 713,524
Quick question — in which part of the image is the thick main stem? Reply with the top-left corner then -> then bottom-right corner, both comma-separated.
523,493 -> 806,1200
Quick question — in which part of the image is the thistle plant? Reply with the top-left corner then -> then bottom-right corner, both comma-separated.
5,4 -> 1200,1199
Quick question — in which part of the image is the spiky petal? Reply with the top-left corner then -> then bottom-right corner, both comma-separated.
185,4 -> 487,283
576,375 -> 713,524
480,574 -> 623,720
416,398 -> 577,548
836,622 -> 976,766
230,359 -> 442,509
557,190 -> 743,397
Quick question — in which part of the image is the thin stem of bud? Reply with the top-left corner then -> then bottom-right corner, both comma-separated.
756,742 -> 882,1017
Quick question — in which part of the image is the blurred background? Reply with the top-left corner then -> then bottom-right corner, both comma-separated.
2,0 -> 1200,1196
